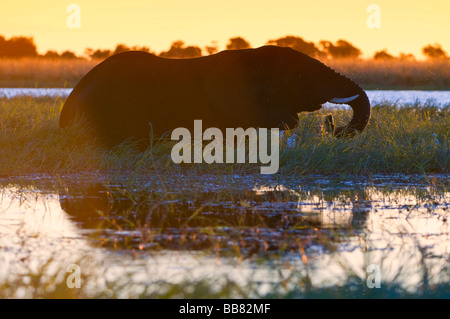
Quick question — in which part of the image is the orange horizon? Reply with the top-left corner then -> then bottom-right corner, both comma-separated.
1,0 -> 449,60
1,33 -> 448,61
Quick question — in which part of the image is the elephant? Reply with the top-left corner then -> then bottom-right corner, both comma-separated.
60,45 -> 370,146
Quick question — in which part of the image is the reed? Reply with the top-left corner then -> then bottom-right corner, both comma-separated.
0,96 -> 448,177
325,57 -> 450,90
0,56 -> 449,90
0,57 -> 99,88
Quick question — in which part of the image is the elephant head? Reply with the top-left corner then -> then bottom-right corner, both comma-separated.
270,46 -> 371,137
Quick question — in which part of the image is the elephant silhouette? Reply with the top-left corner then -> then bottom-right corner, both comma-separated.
60,46 -> 371,146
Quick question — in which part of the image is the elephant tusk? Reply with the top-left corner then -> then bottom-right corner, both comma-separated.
329,95 -> 359,104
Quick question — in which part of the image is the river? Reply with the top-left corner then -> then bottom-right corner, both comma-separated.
0,88 -> 449,107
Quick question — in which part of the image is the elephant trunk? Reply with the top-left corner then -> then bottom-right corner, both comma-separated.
333,87 -> 371,137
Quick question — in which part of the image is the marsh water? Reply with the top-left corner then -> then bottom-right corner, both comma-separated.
1,88 -> 450,107
0,88 -> 448,297
0,174 -> 448,297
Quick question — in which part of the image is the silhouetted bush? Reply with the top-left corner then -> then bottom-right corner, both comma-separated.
41,50 -> 79,59
84,44 -> 151,60
114,44 -> 151,55
320,40 -> 361,59
159,41 -> 202,59
372,50 -> 416,61
398,53 -> 415,61
374,49 -> 394,60
1,33 -> 450,90
267,36 -> 323,58
113,44 -> 130,55
204,44 -> 218,55
60,51 -> 78,59
226,37 -> 251,50
43,50 -> 60,59
422,44 -> 447,59
135,46 -> 150,53
0,36 -> 38,58
85,48 -> 111,60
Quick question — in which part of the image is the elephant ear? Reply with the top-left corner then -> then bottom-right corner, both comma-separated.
203,53 -> 269,127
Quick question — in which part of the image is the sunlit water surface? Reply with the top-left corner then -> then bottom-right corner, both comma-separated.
0,87 -> 448,296
0,88 -> 449,107
0,175 -> 448,297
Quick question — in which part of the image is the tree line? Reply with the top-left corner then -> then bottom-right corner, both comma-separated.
0,35 -> 447,61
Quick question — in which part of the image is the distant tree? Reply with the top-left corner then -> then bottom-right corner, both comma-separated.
0,36 -> 5,54
43,50 -> 60,59
266,36 -> 322,58
320,40 -> 361,59
398,53 -> 415,61
85,48 -> 111,60
226,37 -> 251,50
159,41 -> 202,58
373,49 -> 394,60
84,48 -> 93,58
205,41 -> 219,55
86,45 -> 151,60
60,50 -> 77,59
113,44 -> 130,55
422,43 -> 447,59
0,36 -> 38,58
131,46 -> 151,53
205,45 -> 218,55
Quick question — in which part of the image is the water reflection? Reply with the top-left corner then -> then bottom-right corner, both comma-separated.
0,177 -> 448,297
58,183 -> 374,254
59,184 -> 373,228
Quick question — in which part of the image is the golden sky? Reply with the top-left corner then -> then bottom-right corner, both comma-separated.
0,0 -> 448,59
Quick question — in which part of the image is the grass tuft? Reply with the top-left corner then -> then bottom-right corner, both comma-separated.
0,96 -> 448,177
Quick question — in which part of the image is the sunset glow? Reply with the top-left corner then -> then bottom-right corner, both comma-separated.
1,0 -> 448,59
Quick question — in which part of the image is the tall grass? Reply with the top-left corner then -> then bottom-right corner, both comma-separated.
0,96 -> 448,177
0,57 -> 449,90
0,96 -> 102,175
325,58 -> 450,90
0,142 -> 448,299
0,58 -> 99,88
282,102 -> 449,174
